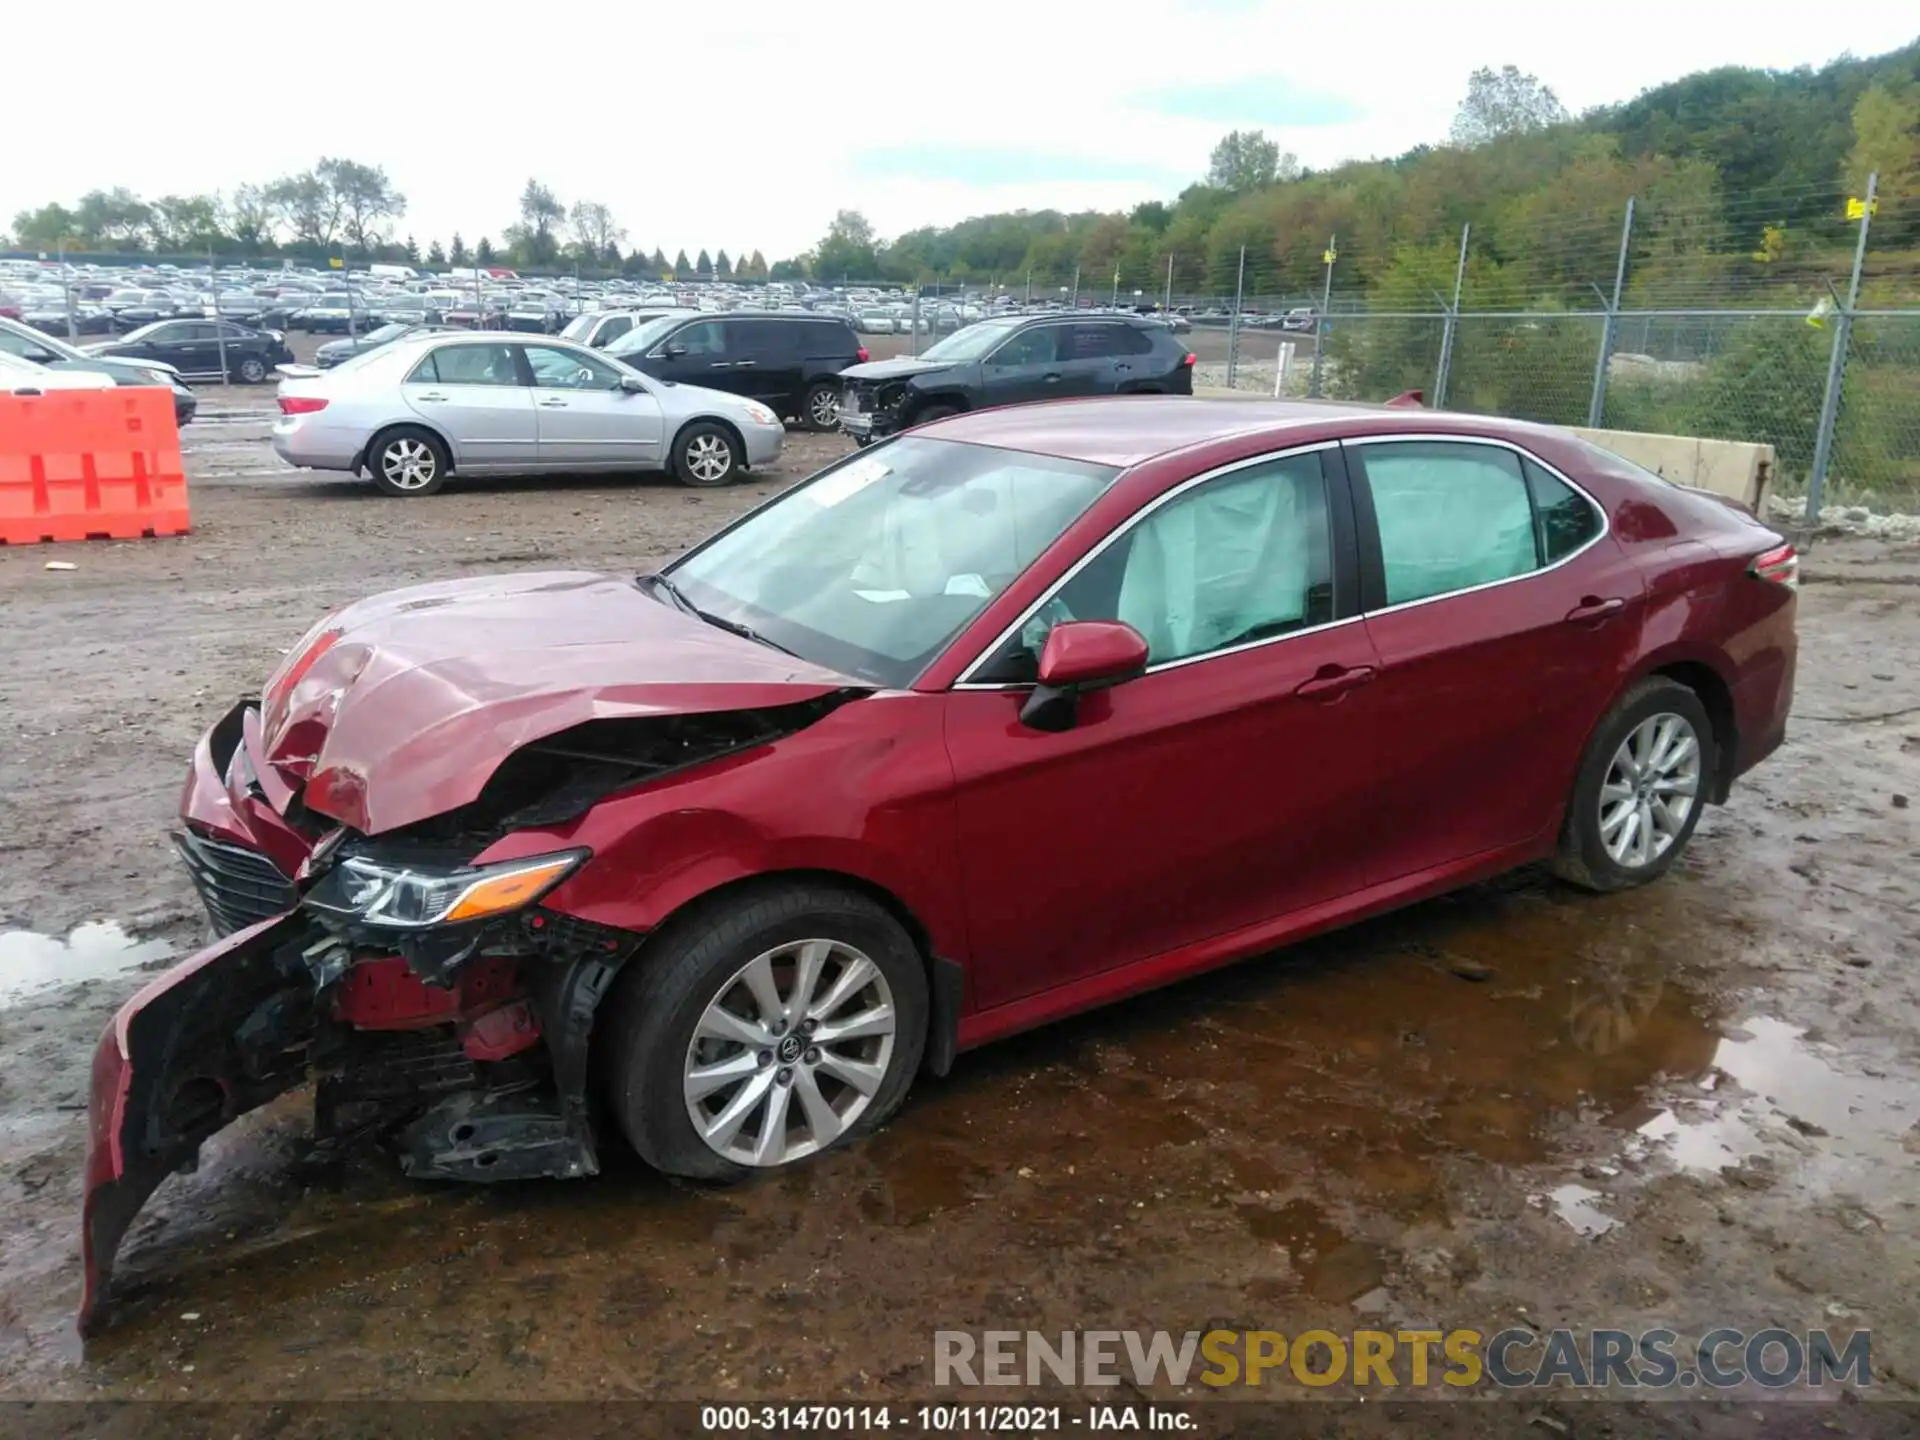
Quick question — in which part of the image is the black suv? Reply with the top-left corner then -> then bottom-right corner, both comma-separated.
837,313 -> 1193,444
606,312 -> 866,431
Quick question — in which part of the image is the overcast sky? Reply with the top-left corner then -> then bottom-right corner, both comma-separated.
7,2 -> 1914,260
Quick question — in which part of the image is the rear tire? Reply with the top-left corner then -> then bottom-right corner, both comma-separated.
802,380 -> 841,432
235,356 -> 268,384
366,426 -> 449,497
1551,677 -> 1715,892
602,882 -> 929,1182
671,422 -> 741,488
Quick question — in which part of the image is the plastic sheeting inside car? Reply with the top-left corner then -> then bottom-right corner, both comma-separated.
1364,443 -> 1536,605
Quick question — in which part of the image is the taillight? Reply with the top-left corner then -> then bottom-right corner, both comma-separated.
278,395 -> 328,415
857,346 -> 870,363
1181,352 -> 1197,367
1750,543 -> 1799,590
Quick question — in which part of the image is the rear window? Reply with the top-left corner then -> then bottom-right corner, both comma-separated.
804,319 -> 856,352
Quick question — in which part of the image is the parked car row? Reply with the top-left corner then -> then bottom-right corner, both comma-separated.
0,315 -> 198,424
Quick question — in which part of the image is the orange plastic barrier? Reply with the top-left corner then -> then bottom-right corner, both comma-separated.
0,387 -> 189,544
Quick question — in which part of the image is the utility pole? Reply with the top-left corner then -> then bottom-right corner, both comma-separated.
1308,235 -> 1336,399
1587,198 -> 1635,427
210,242 -> 230,386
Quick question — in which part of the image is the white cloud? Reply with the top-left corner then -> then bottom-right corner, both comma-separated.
3,0 -> 1910,259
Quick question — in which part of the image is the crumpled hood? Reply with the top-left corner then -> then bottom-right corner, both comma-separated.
259,570 -> 863,835
841,357 -> 962,383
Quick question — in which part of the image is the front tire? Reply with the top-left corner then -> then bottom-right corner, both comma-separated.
671,421 -> 741,488
602,883 -> 929,1182
1552,677 -> 1714,892
367,426 -> 449,497
234,356 -> 268,384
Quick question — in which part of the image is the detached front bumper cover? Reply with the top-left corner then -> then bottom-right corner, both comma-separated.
81,913 -> 313,1336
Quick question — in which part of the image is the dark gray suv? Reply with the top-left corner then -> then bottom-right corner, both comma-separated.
836,313 -> 1195,445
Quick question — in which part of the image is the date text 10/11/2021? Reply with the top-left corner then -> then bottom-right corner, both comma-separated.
701,1405 -> 1196,1432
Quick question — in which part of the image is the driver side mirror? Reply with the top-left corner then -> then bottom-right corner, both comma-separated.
618,375 -> 647,394
1018,620 -> 1149,732
25,349 -> 57,365
663,342 -> 688,359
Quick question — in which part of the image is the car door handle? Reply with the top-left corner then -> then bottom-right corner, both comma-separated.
707,361 -> 733,369
416,391 -> 448,402
537,398 -> 568,408
1294,664 -> 1377,701
1564,596 -> 1625,624
1043,372 -> 1062,383
731,360 -> 756,368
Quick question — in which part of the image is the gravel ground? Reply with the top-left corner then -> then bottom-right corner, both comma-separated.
1,398 -> 1918,1436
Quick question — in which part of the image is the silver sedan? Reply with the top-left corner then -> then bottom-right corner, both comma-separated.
271,332 -> 785,495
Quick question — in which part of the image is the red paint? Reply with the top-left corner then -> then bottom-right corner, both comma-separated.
331,955 -> 521,1030
169,395 -> 1795,1072
461,1001 -> 542,1062
1036,620 -> 1148,686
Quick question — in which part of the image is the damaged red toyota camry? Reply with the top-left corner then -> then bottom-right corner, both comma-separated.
82,398 -> 1797,1329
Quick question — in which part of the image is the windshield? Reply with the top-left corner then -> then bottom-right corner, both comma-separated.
607,315 -> 682,356
0,325 -> 79,360
560,314 -> 598,340
916,319 -> 1021,363
362,322 -> 410,344
666,437 -> 1121,687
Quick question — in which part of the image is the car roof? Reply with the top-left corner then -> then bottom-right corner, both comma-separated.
917,396 -> 1549,469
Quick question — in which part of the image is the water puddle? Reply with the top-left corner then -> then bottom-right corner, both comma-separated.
0,922 -> 171,1009
1629,1015 -> 1913,1176
1542,1183 -> 1619,1237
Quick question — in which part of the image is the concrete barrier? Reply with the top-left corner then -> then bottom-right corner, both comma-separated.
1568,427 -> 1774,511
1183,392 -> 1776,510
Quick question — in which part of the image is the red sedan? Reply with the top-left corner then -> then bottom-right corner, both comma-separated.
81,397 -> 1797,1328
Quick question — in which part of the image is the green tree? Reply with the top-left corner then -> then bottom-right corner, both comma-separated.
404,234 -> 421,264
1206,130 -> 1292,192
11,203 -> 80,250
506,180 -> 564,265
267,172 -> 340,249
426,238 -> 447,266
695,247 -> 713,277
318,158 -> 405,253
146,194 -> 226,252
715,249 -> 732,277
226,184 -> 277,251
650,248 -> 668,273
1450,65 -> 1569,147
1845,80 -> 1920,242
449,232 -> 469,266
475,235 -> 495,265
812,209 -> 877,280
749,249 -> 768,280
74,188 -> 152,249
672,248 -> 691,275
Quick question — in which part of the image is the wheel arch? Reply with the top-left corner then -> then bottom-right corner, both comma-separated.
1646,657 -> 1739,804
360,418 -> 457,476
589,867 -> 962,1083
906,389 -> 971,421
672,413 -> 748,465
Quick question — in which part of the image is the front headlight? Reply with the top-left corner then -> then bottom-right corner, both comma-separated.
741,401 -> 778,426
304,848 -> 587,929
136,367 -> 171,385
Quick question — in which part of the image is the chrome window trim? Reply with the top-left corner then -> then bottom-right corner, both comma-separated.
951,439 -> 1345,689
1343,433 -> 1610,619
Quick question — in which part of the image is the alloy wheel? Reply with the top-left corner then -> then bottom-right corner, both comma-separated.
686,433 -> 734,484
1599,712 -> 1701,868
381,438 -> 438,491
809,387 -> 840,427
682,938 -> 897,1167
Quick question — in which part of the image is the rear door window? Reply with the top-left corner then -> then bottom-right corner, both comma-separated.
1355,441 -> 1540,606
1064,323 -> 1136,359
408,344 -> 520,386
735,320 -> 796,357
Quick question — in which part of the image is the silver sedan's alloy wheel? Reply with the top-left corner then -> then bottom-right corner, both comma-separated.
682,938 -> 897,1167
380,438 -> 438,491
809,387 -> 840,426
685,432 -> 734,484
1599,711 -> 1701,868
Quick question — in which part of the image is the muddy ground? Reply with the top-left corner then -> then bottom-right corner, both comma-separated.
1,393 -> 1918,1435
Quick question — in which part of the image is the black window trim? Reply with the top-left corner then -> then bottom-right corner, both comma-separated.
951,438 -> 1362,690
1341,434 -> 1610,616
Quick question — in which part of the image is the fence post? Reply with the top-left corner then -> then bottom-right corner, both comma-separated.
1308,234 -> 1336,399
1163,253 -> 1174,314
210,243 -> 229,385
910,290 -> 922,358
1226,245 -> 1247,388
1433,223 -> 1469,408
1586,198 -> 1635,428
1070,265 -> 1080,308
1807,172 -> 1876,520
